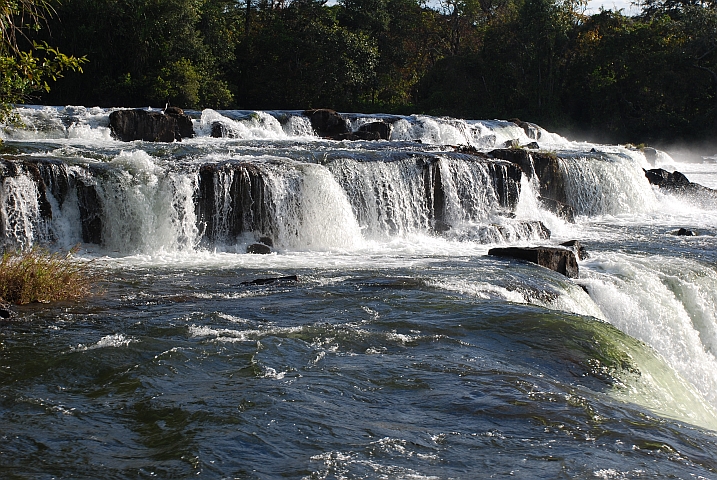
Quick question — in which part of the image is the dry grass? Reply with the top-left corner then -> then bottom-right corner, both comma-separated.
0,246 -> 100,305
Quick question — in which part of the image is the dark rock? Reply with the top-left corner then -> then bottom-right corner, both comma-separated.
76,179 -> 103,244
196,162 -> 273,245
560,240 -> 588,260
243,275 -> 298,286
170,111 -> 195,140
303,109 -> 349,138
211,122 -> 226,138
672,228 -> 697,236
109,109 -> 194,142
247,243 -> 272,254
358,121 -> 391,140
0,302 -> 16,320
334,131 -> 380,141
258,236 -> 274,247
488,246 -> 579,278
503,139 -> 519,148
644,168 -> 691,188
524,142 -> 540,149
164,106 -> 184,116
489,148 -> 534,177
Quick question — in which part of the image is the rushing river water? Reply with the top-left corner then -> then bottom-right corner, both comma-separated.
1,106 -> 717,479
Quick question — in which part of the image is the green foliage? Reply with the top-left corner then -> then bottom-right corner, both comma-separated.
0,246 -> 101,305
19,0 -> 717,143
0,1 -> 85,121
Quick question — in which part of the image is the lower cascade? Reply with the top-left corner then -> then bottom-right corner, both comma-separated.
2,106 -> 717,478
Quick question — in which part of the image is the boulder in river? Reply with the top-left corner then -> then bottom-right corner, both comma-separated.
109,109 -> 194,142
247,243 -> 272,254
488,246 -> 579,278
303,109 -> 349,138
671,228 -> 698,236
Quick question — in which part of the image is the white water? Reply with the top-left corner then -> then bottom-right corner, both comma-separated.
3,106 -> 717,430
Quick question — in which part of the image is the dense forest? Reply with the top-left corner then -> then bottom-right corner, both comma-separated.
8,0 -> 717,143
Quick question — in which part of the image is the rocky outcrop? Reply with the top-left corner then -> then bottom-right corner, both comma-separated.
489,148 -> 572,221
358,121 -> 391,140
644,168 -> 691,189
488,246 -> 579,278
303,109 -> 349,138
109,109 -> 194,142
76,178 -> 103,244
196,162 -> 274,245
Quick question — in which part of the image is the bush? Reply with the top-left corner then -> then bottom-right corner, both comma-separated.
0,247 -> 100,305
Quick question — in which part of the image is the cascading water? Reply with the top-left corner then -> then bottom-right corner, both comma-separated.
2,106 -> 717,478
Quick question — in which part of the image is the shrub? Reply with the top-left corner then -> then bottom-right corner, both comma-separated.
0,246 -> 100,305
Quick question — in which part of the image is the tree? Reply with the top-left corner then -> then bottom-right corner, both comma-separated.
0,0 -> 85,120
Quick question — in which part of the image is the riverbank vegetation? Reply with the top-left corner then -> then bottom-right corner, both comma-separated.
8,0 -> 717,144
0,247 -> 99,304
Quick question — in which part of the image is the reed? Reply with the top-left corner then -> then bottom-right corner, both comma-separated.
0,246 -> 100,304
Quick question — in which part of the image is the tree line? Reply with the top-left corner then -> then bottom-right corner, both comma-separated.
3,0 -> 717,144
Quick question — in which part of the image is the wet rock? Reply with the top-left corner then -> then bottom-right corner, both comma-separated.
524,142 -> 540,149
259,236 -> 274,247
488,246 -> 579,278
76,179 -> 103,244
560,240 -> 588,260
196,162 -> 273,244
671,228 -> 697,236
243,275 -> 298,285
109,109 -> 194,142
303,109 -> 349,138
644,168 -> 691,188
0,302 -> 16,320
358,121 -> 391,140
247,243 -> 272,254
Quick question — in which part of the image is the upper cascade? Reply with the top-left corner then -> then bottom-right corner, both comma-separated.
2,106 -> 568,150
0,106 -> 680,255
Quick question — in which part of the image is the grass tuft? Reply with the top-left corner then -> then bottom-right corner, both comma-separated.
0,246 -> 101,305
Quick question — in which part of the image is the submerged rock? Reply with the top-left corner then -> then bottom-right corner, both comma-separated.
109,109 -> 194,142
488,246 -> 579,278
671,228 -> 698,236
243,275 -> 298,285
247,243 -> 272,254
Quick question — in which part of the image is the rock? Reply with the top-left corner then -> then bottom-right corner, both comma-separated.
243,275 -> 298,286
259,236 -> 274,247
0,302 -> 16,320
488,246 -> 579,278
358,121 -> 391,140
76,178 -> 103,244
197,162 -> 273,245
671,228 -> 697,236
502,139 -> 519,148
247,243 -> 272,254
524,142 -> 540,149
303,109 -> 349,138
560,240 -> 588,260
109,109 -> 194,142
644,168 -> 691,188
